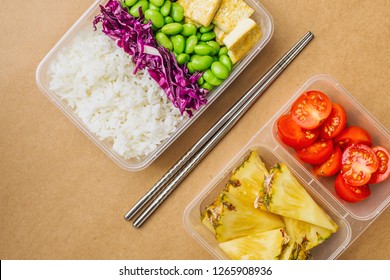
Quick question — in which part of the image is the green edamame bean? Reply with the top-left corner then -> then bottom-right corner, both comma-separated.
191,55 -> 214,71
203,69 -> 223,86
171,35 -> 185,54
197,77 -> 204,85
170,2 -> 184,22
196,32 -> 202,40
149,0 -> 164,7
156,32 -> 173,51
176,53 -> 190,65
199,24 -> 214,33
200,31 -> 216,41
125,0 -> 137,7
161,23 -> 183,35
129,1 -> 149,18
145,9 -> 165,28
148,3 -> 160,11
194,44 -> 216,56
164,16 -> 174,24
187,62 -> 195,74
211,61 -> 229,79
219,54 -> 233,72
201,82 -> 214,91
181,23 -> 197,37
206,40 -> 220,53
160,0 -> 172,17
185,35 -> 198,54
218,46 -> 228,56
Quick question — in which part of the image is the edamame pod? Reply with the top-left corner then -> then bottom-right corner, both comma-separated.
218,46 -> 228,56
200,31 -> 216,41
181,23 -> 197,37
125,0 -> 137,7
199,24 -> 214,33
176,53 -> 190,65
156,32 -> 173,51
129,1 -> 149,18
170,3 -> 184,22
145,9 -> 165,28
206,40 -> 220,53
171,34 -> 185,54
160,0 -> 172,17
219,54 -> 233,72
185,35 -> 198,54
191,55 -> 213,71
149,0 -> 164,7
161,22 -> 183,35
211,61 -> 229,79
203,69 -> 223,86
194,44 -> 216,56
201,82 -> 214,91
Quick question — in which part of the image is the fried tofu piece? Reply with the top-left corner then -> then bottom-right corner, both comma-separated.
178,0 -> 222,27
213,0 -> 255,33
214,26 -> 227,45
223,18 -> 262,64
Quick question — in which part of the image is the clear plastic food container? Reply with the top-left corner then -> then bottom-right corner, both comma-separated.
35,0 -> 274,171
184,74 -> 390,259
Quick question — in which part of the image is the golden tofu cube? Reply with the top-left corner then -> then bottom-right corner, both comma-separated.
223,18 -> 262,64
178,0 -> 222,27
213,0 -> 255,33
214,26 -> 227,45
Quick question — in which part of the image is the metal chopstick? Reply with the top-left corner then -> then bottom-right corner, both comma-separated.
126,31 -> 314,227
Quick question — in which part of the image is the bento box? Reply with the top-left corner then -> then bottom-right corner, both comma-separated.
35,0 -> 274,171
184,74 -> 390,260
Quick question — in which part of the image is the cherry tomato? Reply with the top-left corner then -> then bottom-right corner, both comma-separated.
313,146 -> 342,176
319,103 -> 347,139
296,139 -> 334,165
334,126 -> 373,150
341,144 -> 379,186
334,173 -> 371,203
291,90 -> 332,130
277,114 -> 319,149
369,146 -> 390,184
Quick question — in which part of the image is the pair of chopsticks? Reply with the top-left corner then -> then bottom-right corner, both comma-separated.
125,31 -> 315,228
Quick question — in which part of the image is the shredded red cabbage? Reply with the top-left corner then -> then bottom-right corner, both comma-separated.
93,0 -> 208,117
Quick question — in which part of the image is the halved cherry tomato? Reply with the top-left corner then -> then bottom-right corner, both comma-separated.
369,146 -> 390,184
319,103 -> 347,139
334,126 -> 373,150
313,146 -> 342,176
296,139 -> 334,165
341,144 -> 379,186
277,114 -> 319,149
291,90 -> 332,130
334,173 -> 371,203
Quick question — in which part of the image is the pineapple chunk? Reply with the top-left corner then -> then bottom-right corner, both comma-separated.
279,241 -> 312,260
283,216 -> 332,251
215,191 -> 284,242
228,150 -> 269,201
254,163 -> 339,232
219,228 -> 289,260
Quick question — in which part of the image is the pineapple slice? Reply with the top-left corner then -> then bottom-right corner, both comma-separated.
215,191 -> 284,242
279,241 -> 312,260
227,150 -> 269,202
201,193 -> 224,234
254,163 -> 339,232
283,216 -> 332,251
219,228 -> 289,260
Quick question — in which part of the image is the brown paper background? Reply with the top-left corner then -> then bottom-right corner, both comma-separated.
1,0 -> 389,260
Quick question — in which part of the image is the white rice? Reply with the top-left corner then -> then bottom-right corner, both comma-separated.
48,26 -> 186,160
